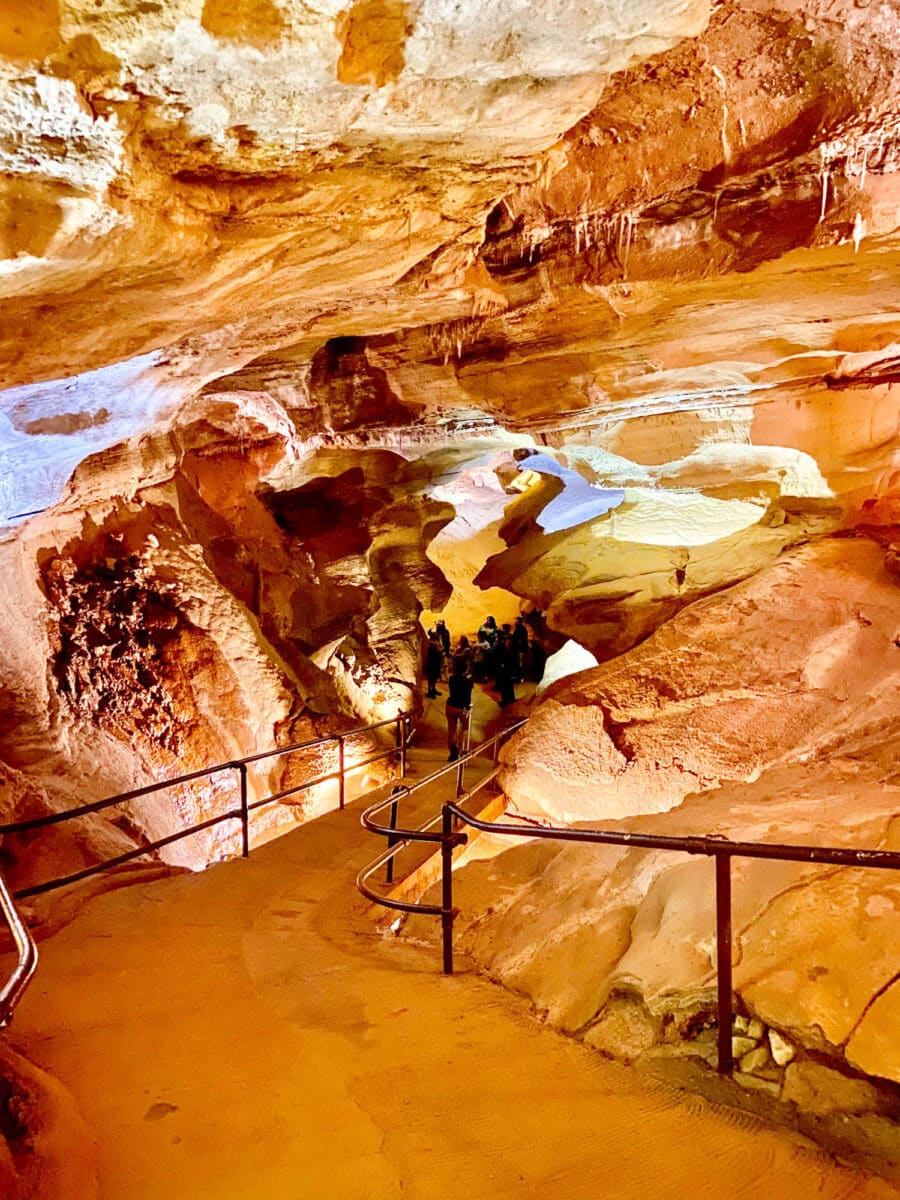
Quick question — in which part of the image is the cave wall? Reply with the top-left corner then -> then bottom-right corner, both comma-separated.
0,0 -> 897,1128
449,537 -> 900,1091
0,396 -> 457,886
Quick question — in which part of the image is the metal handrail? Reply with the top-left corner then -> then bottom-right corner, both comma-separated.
360,719 -> 526,840
0,708 -> 414,1032
355,715 -> 525,912
0,711 -> 412,837
0,871 -> 38,1029
3,711 -> 415,901
357,725 -> 900,1076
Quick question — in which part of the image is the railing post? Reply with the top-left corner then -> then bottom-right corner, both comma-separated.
397,715 -> 408,778
715,853 -> 734,1075
441,804 -> 455,975
492,730 -> 501,767
338,736 -> 345,810
386,786 -> 401,885
238,762 -> 250,858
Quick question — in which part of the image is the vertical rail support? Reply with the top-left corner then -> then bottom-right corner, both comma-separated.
386,786 -> 401,886
715,852 -> 734,1075
398,715 -> 408,778
338,736 -> 346,811
441,804 -> 455,975
492,729 -> 501,767
238,761 -> 250,859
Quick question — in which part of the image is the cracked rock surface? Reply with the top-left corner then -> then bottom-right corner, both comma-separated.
447,537 -> 900,1091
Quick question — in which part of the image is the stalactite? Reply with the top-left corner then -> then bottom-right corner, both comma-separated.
425,316 -> 488,365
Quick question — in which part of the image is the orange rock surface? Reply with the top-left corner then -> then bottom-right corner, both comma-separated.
0,0 -> 898,1185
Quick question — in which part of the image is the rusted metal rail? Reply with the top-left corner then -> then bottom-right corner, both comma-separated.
0,872 -> 38,1029
358,728 -> 900,1076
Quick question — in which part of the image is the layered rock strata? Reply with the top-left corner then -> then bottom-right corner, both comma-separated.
446,538 -> 900,1098
0,0 -> 897,1143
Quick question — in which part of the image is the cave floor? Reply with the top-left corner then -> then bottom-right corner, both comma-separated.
6,694 -> 899,1200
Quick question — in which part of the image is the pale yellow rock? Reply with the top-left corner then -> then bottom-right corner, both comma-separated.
740,1046 -> 771,1074
781,1062 -> 882,1117
583,996 -> 660,1061
769,1029 -> 797,1067
844,983 -> 900,1081
500,539 -> 898,823
732,1036 -> 758,1059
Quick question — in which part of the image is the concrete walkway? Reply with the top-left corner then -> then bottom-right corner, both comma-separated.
6,698 -> 898,1199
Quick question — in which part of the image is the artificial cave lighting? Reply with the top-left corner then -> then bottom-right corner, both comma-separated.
0,0 -> 898,1196
536,639 -> 600,694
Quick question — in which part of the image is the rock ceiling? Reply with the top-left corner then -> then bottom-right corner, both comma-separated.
0,0 -> 897,518
0,1 -> 896,775
0,0 -> 896,838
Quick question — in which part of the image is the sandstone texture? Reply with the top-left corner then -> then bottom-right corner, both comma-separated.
446,538 -> 900,1096
500,537 -> 898,822
0,1042 -> 97,1199
0,0 -> 897,1158
0,400 -> 464,883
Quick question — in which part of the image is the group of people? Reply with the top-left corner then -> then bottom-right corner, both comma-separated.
423,614 -> 545,761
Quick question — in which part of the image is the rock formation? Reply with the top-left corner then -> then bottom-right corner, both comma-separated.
0,396 -> 468,884
449,537 -> 900,1101
0,0 -> 897,1153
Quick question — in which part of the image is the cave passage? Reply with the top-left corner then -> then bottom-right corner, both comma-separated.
0,0 -> 898,1194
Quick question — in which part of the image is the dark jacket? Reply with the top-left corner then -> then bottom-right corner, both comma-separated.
425,643 -> 443,677
447,674 -> 474,709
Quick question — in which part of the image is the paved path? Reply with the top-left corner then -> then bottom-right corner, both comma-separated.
7,702 -> 898,1199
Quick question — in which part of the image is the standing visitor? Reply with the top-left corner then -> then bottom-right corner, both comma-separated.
435,619 -> 451,658
527,637 -> 546,683
512,615 -> 529,676
493,635 -> 516,708
445,656 -> 474,761
424,632 -> 443,698
471,636 -> 490,682
478,615 -> 498,645
455,635 -> 472,670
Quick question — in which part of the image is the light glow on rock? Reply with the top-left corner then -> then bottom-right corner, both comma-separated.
600,487 -> 767,547
0,353 -> 178,526
519,452 -> 626,533
536,639 -> 599,694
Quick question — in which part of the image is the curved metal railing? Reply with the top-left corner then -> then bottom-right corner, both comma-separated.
358,718 -> 528,968
0,872 -> 38,1029
358,722 -> 900,1075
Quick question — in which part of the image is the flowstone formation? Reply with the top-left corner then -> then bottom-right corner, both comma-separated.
0,0 -> 897,1164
